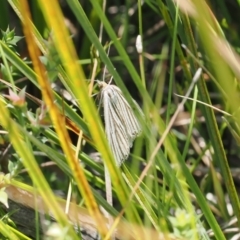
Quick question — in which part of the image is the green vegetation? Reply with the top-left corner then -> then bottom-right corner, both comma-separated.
0,0 -> 240,239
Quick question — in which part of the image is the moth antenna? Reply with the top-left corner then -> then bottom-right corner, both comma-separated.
103,43 -> 112,82
109,76 -> 114,85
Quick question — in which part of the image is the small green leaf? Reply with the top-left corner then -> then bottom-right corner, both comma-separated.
0,189 -> 8,208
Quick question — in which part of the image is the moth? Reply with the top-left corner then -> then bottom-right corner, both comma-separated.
97,81 -> 143,166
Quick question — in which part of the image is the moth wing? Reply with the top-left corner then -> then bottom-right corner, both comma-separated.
102,90 -> 130,165
109,86 -> 142,144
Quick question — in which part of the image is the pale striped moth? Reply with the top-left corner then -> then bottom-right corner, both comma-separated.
97,80 -> 143,166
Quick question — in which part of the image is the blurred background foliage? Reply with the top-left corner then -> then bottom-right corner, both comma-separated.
0,0 -> 240,239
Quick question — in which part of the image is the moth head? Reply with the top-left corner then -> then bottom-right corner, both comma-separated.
96,80 -> 108,89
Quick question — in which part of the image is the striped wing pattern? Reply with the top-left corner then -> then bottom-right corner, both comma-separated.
98,81 -> 142,166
